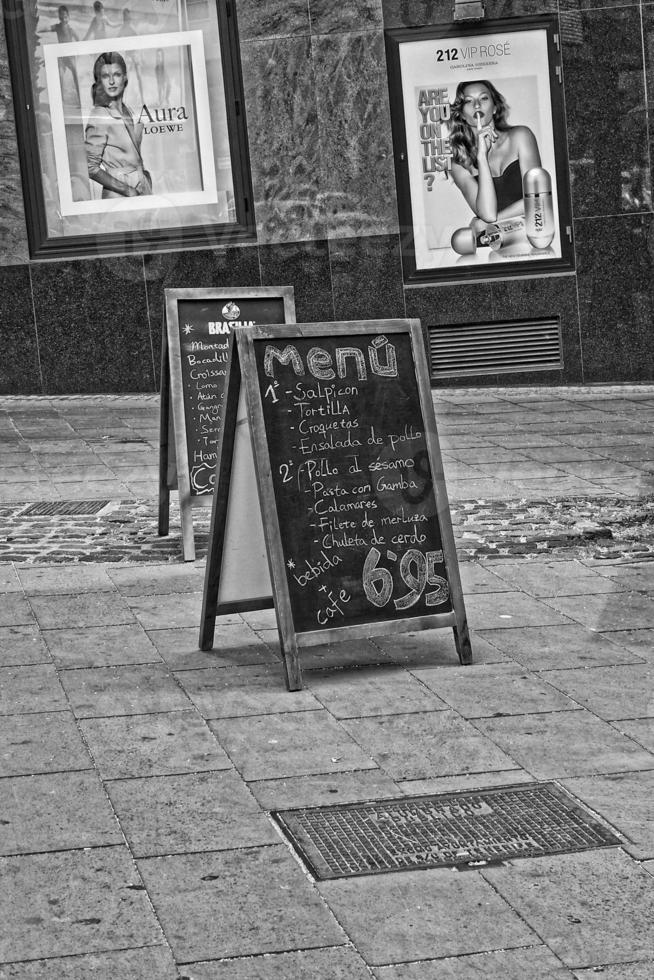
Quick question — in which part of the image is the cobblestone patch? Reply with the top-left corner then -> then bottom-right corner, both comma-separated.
0,496 -> 652,564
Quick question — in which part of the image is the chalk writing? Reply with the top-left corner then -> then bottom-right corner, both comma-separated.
253,331 -> 452,632
176,297 -> 287,495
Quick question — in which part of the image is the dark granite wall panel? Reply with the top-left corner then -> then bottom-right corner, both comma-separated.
644,5 -> 654,184
312,31 -> 398,238
259,239 -> 334,322
240,36 -> 325,245
31,257 -> 156,394
0,15 -> 28,265
310,0 -> 383,35
236,0 -> 311,40
381,0 -> 556,30
563,6 -> 650,218
0,265 -> 41,394
329,235 -> 406,320
144,244 -> 262,388
490,272 -> 583,383
0,4 -> 652,391
575,214 -> 654,382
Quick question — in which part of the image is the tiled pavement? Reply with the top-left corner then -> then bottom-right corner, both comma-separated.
0,387 -> 653,977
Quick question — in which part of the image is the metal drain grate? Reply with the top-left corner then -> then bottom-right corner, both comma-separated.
272,782 -> 620,880
21,500 -> 111,517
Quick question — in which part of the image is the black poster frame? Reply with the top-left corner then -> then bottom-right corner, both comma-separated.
2,0 -> 254,258
385,15 -> 575,286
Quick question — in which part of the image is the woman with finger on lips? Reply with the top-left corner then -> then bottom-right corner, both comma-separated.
449,79 -> 541,238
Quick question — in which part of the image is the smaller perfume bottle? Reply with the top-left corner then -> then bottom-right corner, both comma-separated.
451,215 -> 526,255
523,167 -> 555,249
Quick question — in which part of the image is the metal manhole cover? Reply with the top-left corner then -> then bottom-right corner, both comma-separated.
272,782 -> 620,880
21,500 -> 111,517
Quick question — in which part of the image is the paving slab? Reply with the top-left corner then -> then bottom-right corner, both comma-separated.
106,563 -> 206,595
0,771 -> 122,855
305,665 -> 450,718
175,664 -> 321,718
247,769 -> 403,811
482,849 -> 654,970
601,628 -> 654,663
79,709 -> 233,779
488,561 -> 625,598
542,592 -> 654,631
473,710 -> 654,778
372,944 -> 574,978
478,624 -> 646,669
372,629 -> 508,667
316,866 -> 537,967
0,568 -> 21,593
0,946 -> 180,980
43,623 -> 162,668
147,625 -> 277,670
543,664 -> 654,720
588,562 -> 654,592
294,637 -> 391,671
562,771 -> 654,861
209,710 -> 378,781
182,946 -> 373,979
341,710 -> 521,780
27,592 -> 136,630
0,663 -> 68,715
58,664 -> 193,718
464,591 -> 573,629
393,768 -> 535,796
124,591 -> 204,630
0,846 -> 162,962
0,711 -> 91,777
614,718 -> 654,753
106,769 -> 278,857
137,845 -> 345,962
413,663 -> 577,718
0,595 -> 34,628
0,625 -> 50,667
573,962 -> 654,980
457,562 -> 513,593
16,565 -> 115,594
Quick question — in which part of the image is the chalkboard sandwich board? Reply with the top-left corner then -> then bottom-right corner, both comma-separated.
200,318 -> 472,691
158,286 -> 296,560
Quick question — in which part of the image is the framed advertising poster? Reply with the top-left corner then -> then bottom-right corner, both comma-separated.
3,0 -> 253,258
385,17 -> 574,285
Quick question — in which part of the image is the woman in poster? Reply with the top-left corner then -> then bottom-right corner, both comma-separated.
449,80 -> 541,234
84,52 -> 152,198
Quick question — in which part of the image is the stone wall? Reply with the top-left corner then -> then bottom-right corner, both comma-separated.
0,0 -> 652,393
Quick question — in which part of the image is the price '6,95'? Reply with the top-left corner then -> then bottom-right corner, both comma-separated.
362,546 -> 449,611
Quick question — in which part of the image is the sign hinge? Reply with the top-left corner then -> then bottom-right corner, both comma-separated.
555,65 -> 563,84
566,225 -> 573,242
554,33 -> 560,51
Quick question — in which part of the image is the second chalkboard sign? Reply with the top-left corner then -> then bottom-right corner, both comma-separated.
158,286 -> 295,560
200,319 -> 471,691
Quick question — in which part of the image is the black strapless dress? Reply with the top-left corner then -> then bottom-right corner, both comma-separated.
492,158 -> 523,211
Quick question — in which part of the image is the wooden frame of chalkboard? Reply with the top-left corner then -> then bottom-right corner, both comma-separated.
200,319 -> 472,691
158,286 -> 296,561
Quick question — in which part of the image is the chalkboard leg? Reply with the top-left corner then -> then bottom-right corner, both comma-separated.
180,498 -> 196,562
158,328 -> 171,537
453,619 -> 473,665
281,638 -> 303,691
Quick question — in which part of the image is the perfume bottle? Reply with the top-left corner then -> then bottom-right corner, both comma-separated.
523,167 -> 555,249
451,215 -> 526,255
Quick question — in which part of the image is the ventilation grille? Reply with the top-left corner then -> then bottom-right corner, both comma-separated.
429,317 -> 563,379
21,500 -> 111,517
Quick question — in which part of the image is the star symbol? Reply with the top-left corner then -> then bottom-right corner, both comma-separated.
287,559 -> 295,570
183,323 -> 194,334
